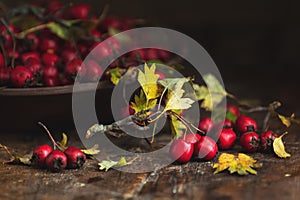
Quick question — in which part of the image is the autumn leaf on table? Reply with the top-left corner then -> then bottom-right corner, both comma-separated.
81,144 -> 100,156
0,144 -> 31,165
213,153 -> 262,175
164,78 -> 195,111
137,63 -> 162,100
273,132 -> 291,158
99,157 -> 127,171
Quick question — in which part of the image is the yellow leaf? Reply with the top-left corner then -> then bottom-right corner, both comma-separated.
137,63 -> 161,99
164,79 -> 195,111
273,132 -> 291,158
278,114 -> 291,127
213,153 -> 262,175
81,144 -> 100,155
131,90 -> 157,114
57,133 -> 68,150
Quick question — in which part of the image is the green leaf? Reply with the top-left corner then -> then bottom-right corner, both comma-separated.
137,63 -> 161,99
164,78 -> 195,111
226,111 -> 237,123
108,68 -> 122,85
47,22 -> 71,40
81,144 -> 100,155
158,77 -> 191,88
98,157 -> 127,172
131,90 -> 157,114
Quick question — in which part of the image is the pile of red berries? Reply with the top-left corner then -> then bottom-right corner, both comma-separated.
169,104 -> 279,163
31,122 -> 86,172
0,1 -> 171,88
31,144 -> 86,172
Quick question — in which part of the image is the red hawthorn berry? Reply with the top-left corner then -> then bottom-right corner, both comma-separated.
10,66 -> 34,87
21,51 -> 40,63
68,4 -> 90,19
226,104 -> 240,117
194,136 -> 218,161
45,150 -> 67,172
64,146 -> 86,169
260,130 -> 278,151
235,115 -> 258,133
42,52 -> 58,67
198,117 -> 214,134
31,144 -> 53,168
240,132 -> 260,152
84,60 -> 103,82
169,139 -> 194,163
218,128 -> 237,150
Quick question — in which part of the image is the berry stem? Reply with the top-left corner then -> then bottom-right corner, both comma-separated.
0,17 -> 16,68
38,122 -> 62,151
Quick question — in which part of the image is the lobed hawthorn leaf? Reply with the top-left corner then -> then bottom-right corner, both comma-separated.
193,74 -> 229,111
47,22 -> 71,40
137,63 -> 162,100
226,110 -> 237,123
99,157 -> 127,172
170,110 -> 186,139
108,67 -> 123,85
213,153 -> 262,175
164,78 -> 195,111
131,89 -> 157,114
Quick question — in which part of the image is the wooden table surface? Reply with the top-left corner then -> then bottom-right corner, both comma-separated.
1,68 -> 300,200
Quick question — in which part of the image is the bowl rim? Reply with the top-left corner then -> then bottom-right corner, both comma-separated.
0,81 -> 113,96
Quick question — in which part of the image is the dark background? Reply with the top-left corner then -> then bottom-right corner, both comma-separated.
3,0 -> 300,111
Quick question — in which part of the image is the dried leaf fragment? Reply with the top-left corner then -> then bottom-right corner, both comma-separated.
273,132 -> 291,158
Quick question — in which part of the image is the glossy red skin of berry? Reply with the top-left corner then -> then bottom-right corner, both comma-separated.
157,50 -> 170,61
40,37 -> 58,52
218,128 -> 237,150
180,133 -> 201,144
235,115 -> 258,133
106,36 -> 120,52
21,52 -> 40,63
0,53 -> 5,68
45,150 -> 67,172
64,146 -> 86,169
42,66 -> 58,78
68,4 -> 90,19
10,66 -> 34,87
42,52 -> 58,67
260,130 -> 278,151
226,104 -> 240,117
92,42 -> 113,61
0,68 -> 11,85
61,49 -> 77,64
146,48 -> 160,60
222,119 -> 234,128
169,139 -> 194,163
240,132 -> 260,152
194,136 -> 218,161
24,58 -> 41,74
85,60 -> 103,82
65,58 -> 86,80
31,144 -> 53,168
198,117 -> 214,134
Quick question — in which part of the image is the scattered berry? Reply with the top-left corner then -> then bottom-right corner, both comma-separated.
240,132 -> 260,152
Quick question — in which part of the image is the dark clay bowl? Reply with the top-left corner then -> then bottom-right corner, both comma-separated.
0,81 -> 114,133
